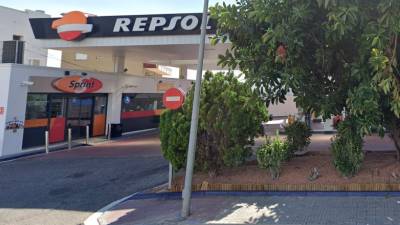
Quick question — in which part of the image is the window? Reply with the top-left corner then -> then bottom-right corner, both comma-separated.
49,96 -> 66,118
121,93 -> 164,112
75,53 -> 88,61
2,40 -> 24,64
25,94 -> 48,119
94,96 -> 107,114
67,97 -> 93,118
13,35 -> 22,41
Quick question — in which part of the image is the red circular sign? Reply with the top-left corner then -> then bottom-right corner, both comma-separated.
163,88 -> 185,110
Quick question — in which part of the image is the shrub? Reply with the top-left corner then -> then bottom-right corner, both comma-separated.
160,72 -> 268,174
331,119 -> 364,177
256,134 -> 288,179
284,120 -> 312,160
159,109 -> 190,170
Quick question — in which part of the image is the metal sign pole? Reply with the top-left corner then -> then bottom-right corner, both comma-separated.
181,0 -> 209,218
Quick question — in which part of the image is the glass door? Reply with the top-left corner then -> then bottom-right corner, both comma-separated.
49,96 -> 67,143
67,96 -> 94,139
93,96 -> 107,136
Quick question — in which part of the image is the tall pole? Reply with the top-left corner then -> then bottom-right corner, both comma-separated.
181,0 -> 209,218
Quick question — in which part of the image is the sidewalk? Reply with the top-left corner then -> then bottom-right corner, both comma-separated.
97,192 -> 400,225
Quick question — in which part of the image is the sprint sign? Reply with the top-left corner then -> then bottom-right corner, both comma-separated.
163,88 -> 185,110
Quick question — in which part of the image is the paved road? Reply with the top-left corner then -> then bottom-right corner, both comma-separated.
0,132 -> 168,225
101,194 -> 400,225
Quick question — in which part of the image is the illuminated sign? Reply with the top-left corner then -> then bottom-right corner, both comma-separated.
51,11 -> 93,41
113,15 -> 212,33
52,76 -> 103,93
30,13 -> 216,40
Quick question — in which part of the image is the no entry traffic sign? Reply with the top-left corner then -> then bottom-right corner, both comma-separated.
163,88 -> 185,110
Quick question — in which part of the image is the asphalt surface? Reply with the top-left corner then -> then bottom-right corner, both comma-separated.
0,132 -> 168,225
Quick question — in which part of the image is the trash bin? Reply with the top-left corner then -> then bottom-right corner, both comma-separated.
110,123 -> 123,138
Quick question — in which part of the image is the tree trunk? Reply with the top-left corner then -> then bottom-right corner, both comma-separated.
390,124 -> 400,161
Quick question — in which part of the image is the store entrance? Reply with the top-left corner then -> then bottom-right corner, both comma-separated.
50,94 -> 108,142
23,93 -> 108,148
67,96 -> 93,139
48,94 -> 108,142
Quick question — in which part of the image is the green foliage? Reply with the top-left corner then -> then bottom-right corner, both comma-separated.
210,0 -> 400,160
210,0 -> 352,116
284,121 -> 312,160
331,119 -> 364,177
257,135 -> 289,179
159,109 -> 190,170
346,82 -> 384,136
160,72 -> 268,174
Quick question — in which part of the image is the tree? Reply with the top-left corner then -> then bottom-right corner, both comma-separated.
210,0 -> 400,160
160,72 -> 268,175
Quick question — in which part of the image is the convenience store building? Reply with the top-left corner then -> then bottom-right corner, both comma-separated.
0,11 -> 231,159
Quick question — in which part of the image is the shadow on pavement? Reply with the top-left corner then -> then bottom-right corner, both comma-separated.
102,192 -> 400,225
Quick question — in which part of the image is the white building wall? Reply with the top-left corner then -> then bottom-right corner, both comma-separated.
0,65 -> 11,157
268,95 -> 299,118
0,64 -> 192,159
2,66 -> 30,156
0,6 -> 49,66
41,34 -> 215,49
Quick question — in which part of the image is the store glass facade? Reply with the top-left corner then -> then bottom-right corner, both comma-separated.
23,93 -> 108,148
121,93 -> 164,132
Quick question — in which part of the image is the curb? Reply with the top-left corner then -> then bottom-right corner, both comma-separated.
170,182 -> 400,192
84,192 -> 139,225
125,190 -> 400,201
83,182 -> 168,225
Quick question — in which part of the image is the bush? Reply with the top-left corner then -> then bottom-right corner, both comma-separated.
331,119 -> 364,177
284,120 -> 312,160
160,72 -> 268,174
159,109 -> 190,170
256,134 -> 288,179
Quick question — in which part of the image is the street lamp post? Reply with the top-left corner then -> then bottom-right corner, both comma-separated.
181,0 -> 209,218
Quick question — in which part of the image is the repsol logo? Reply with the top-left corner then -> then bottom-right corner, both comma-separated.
113,15 -> 212,33
52,76 -> 103,93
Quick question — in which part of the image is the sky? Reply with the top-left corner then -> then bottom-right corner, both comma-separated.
0,0 -> 236,17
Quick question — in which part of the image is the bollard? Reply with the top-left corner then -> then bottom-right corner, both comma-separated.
86,125 -> 90,145
45,131 -> 49,154
168,162 -> 173,190
68,128 -> 72,149
107,124 -> 111,140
